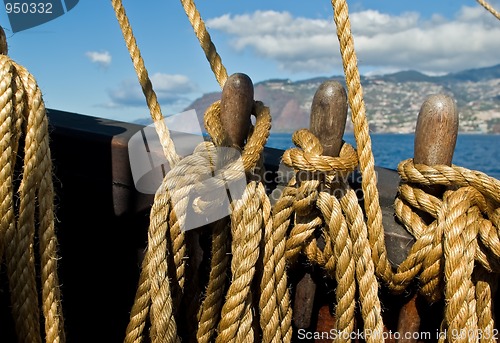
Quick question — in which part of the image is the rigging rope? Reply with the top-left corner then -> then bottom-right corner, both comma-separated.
0,28 -> 65,343
477,0 -> 500,20
331,0 -> 395,286
394,161 -> 500,342
179,0 -> 228,88
110,0 -> 180,168
330,1 -> 500,341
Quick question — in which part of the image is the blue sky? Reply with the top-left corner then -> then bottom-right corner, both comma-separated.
0,0 -> 499,123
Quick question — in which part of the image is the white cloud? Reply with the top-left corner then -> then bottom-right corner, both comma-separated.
85,51 -> 112,67
206,6 -> 500,74
108,73 -> 197,108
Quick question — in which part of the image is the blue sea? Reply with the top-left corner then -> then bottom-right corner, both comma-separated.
267,133 -> 500,180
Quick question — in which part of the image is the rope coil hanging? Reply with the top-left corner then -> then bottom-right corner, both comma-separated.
393,160 -> 500,342
277,129 -> 385,343
0,28 -> 65,343
110,0 -> 295,342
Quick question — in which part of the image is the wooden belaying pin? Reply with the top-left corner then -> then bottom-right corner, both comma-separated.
310,81 -> 348,157
397,94 -> 458,343
220,73 -> 254,148
293,80 -> 348,330
413,94 -> 458,168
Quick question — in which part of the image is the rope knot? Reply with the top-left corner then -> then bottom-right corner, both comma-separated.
282,129 -> 358,181
156,98 -> 274,232
156,140 -> 247,232
283,129 -> 358,265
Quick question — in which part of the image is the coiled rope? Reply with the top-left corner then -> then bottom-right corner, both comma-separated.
394,161 -> 500,342
0,29 -> 65,343
279,129 -> 384,343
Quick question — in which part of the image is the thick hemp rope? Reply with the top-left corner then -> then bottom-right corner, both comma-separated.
393,160 -> 500,342
331,0 -> 395,287
112,5 -> 283,341
109,1 -> 187,342
179,0 -> 228,88
278,129 -> 385,343
476,0 -> 500,20
199,101 -> 293,343
0,40 -> 65,342
121,100 -> 276,343
110,0 -> 180,168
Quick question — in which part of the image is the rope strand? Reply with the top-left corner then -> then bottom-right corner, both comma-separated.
331,0 -> 395,287
179,0 -> 228,88
110,0 -> 180,168
477,0 -> 500,20
0,53 -> 65,343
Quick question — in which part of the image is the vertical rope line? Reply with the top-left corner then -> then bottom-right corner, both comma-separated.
441,189 -> 480,343
476,0 -> 500,20
260,194 -> 283,343
341,188 -> 385,343
109,1 -> 183,341
179,0 -> 228,88
0,54 -> 65,343
0,59 -> 39,343
270,189 -> 294,343
474,266 -> 497,343
317,191 -> 356,343
167,198 -> 187,298
196,219 -> 231,343
17,64 -> 66,343
5,60 -> 43,343
440,192 -> 470,343
124,256 -> 151,343
330,0 -> 394,284
463,208 -> 480,339
260,185 -> 294,343
147,185 -> 180,343
215,182 -> 263,343
110,0 -> 180,168
0,58 -> 16,266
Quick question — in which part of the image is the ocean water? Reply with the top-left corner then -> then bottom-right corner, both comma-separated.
267,132 -> 500,180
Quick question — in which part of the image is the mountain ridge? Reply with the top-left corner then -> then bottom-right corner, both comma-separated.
184,64 -> 500,133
